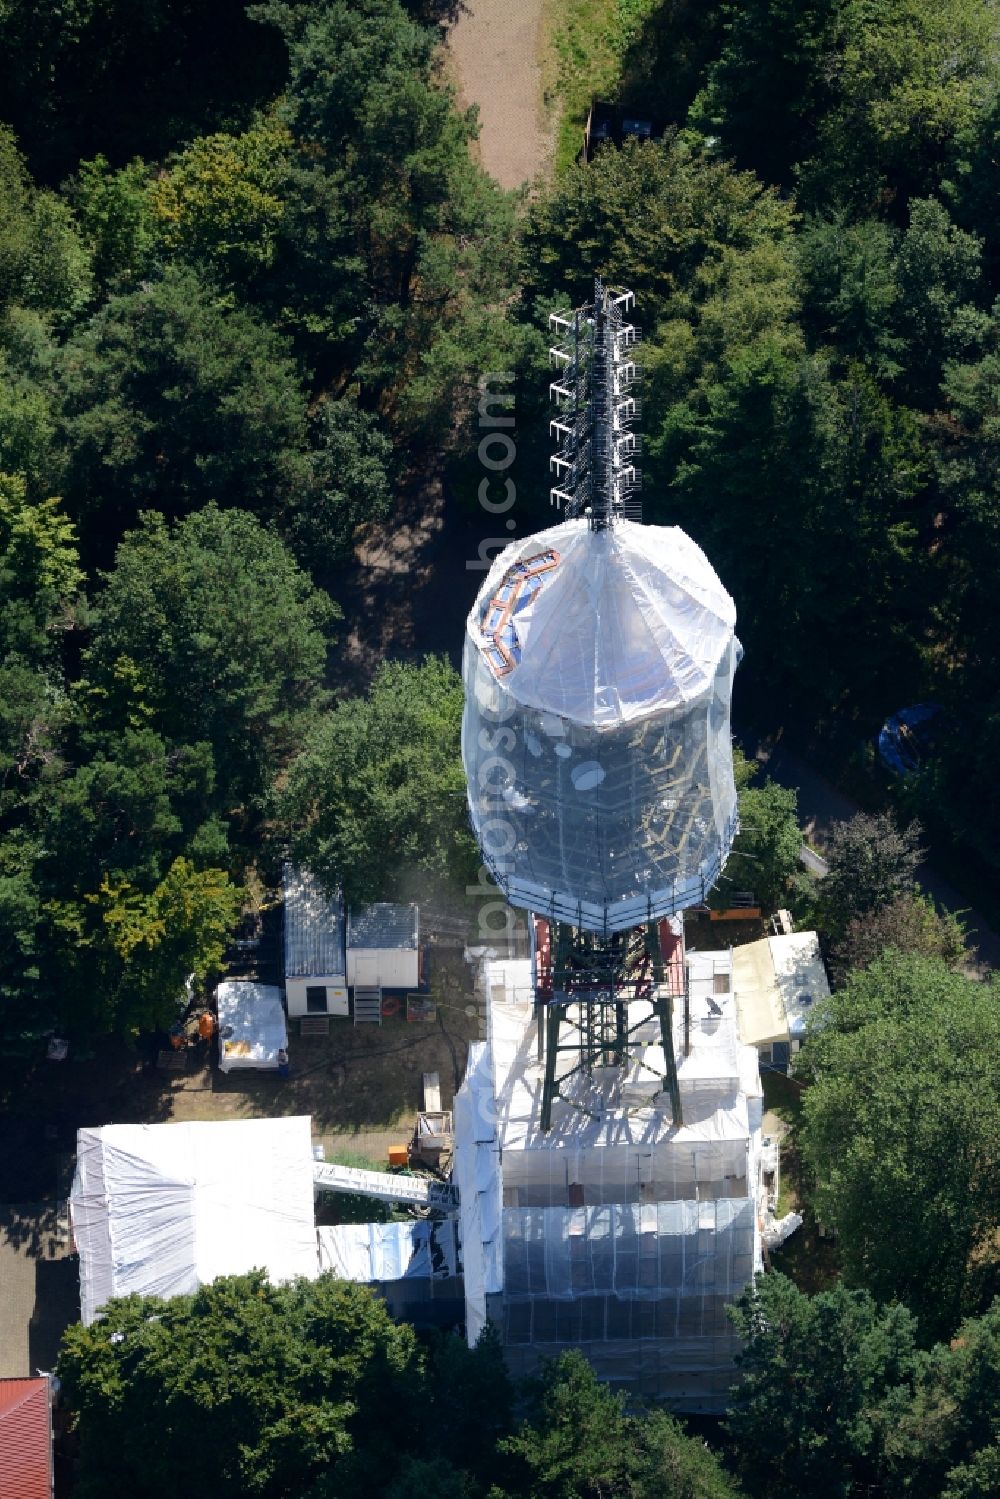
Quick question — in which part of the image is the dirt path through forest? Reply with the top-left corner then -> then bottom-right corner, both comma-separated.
324,473 -> 489,693
447,0 -> 551,189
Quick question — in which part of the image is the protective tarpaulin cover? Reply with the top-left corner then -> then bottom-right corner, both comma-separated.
70,1117 -> 318,1325
453,1040 -> 503,1346
468,519 -> 736,726
317,1220 -> 457,1282
732,933 -> 830,1045
462,519 -> 739,932
216,981 -> 288,1072
459,951 -> 763,1410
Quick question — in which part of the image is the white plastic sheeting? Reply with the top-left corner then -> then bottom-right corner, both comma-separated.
453,1040 -> 503,1346
216,981 -> 288,1072
466,519 -> 736,726
462,519 -> 740,933
767,933 -> 830,1039
762,1211 -> 803,1250
458,951 -> 764,1409
317,1220 -> 458,1282
70,1117 -> 318,1325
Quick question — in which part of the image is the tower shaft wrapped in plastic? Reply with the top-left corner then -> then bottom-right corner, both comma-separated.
462,517 -> 740,933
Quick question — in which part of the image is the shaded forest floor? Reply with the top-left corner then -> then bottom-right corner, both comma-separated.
323,474 -> 482,693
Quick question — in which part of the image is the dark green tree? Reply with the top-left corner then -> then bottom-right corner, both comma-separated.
728,1281 -> 1000,1499
894,197 -> 988,405
890,1299 -> 1000,1498
29,722 -> 233,1036
502,1349 -> 741,1499
727,1273 -> 925,1499
689,0 -> 842,185
53,265 -> 311,542
58,1273 -> 518,1499
0,0 -> 286,182
84,505 -> 337,813
820,811 -> 924,937
799,953 -> 1000,1337
0,471 -> 82,1053
57,1273 -> 424,1499
832,891 -> 968,977
796,0 -> 999,213
290,396 -> 395,566
796,215 -> 905,379
282,655 -> 476,905
523,134 -> 796,324
921,313 -> 1000,870
254,0 -> 520,430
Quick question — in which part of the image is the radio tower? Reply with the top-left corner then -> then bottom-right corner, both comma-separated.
455,286 -> 762,1410
462,279 -> 741,1127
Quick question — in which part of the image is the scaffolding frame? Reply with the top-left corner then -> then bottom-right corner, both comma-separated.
536,920 -> 684,1131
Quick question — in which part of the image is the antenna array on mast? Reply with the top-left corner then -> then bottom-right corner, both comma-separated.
548,278 -> 642,530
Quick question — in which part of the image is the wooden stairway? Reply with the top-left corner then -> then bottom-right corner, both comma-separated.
353,985 -> 382,1025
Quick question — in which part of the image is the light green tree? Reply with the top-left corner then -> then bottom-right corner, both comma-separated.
282,655 -> 476,905
719,751 -> 802,911
799,953 -> 1000,1337
0,125 -> 92,323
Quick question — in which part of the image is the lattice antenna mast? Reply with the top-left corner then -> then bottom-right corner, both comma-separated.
548,278 -> 641,529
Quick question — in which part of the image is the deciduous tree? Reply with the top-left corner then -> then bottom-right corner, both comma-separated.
502,1349 -> 741,1499
282,656 -> 476,905
799,953 -> 1000,1337
720,755 -> 801,912
53,265 -> 311,540
820,811 -> 924,937
832,891 -> 968,977
84,506 -> 337,811
727,1273 -> 924,1499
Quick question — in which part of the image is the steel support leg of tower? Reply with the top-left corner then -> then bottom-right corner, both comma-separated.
653,993 -> 683,1127
647,921 -> 683,1127
540,1000 -> 564,1134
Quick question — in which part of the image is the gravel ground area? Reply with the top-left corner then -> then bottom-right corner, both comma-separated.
447,0 -> 551,189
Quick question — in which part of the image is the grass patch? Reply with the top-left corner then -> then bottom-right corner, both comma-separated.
315,1149 -> 412,1226
542,0 -> 659,173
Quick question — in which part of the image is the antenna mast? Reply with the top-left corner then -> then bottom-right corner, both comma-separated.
549,278 -> 642,530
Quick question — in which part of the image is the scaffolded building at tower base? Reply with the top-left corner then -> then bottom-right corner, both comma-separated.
454,940 -> 764,1411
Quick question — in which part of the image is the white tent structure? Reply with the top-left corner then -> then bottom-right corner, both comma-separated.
216,981 -> 288,1072
454,949 -> 763,1410
733,932 -> 830,1063
70,1117 -> 318,1324
462,518 -> 740,933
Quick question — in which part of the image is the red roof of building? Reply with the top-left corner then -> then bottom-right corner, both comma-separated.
0,1378 -> 52,1499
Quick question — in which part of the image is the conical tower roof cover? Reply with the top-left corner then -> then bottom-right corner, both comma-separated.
467,518 -> 736,729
